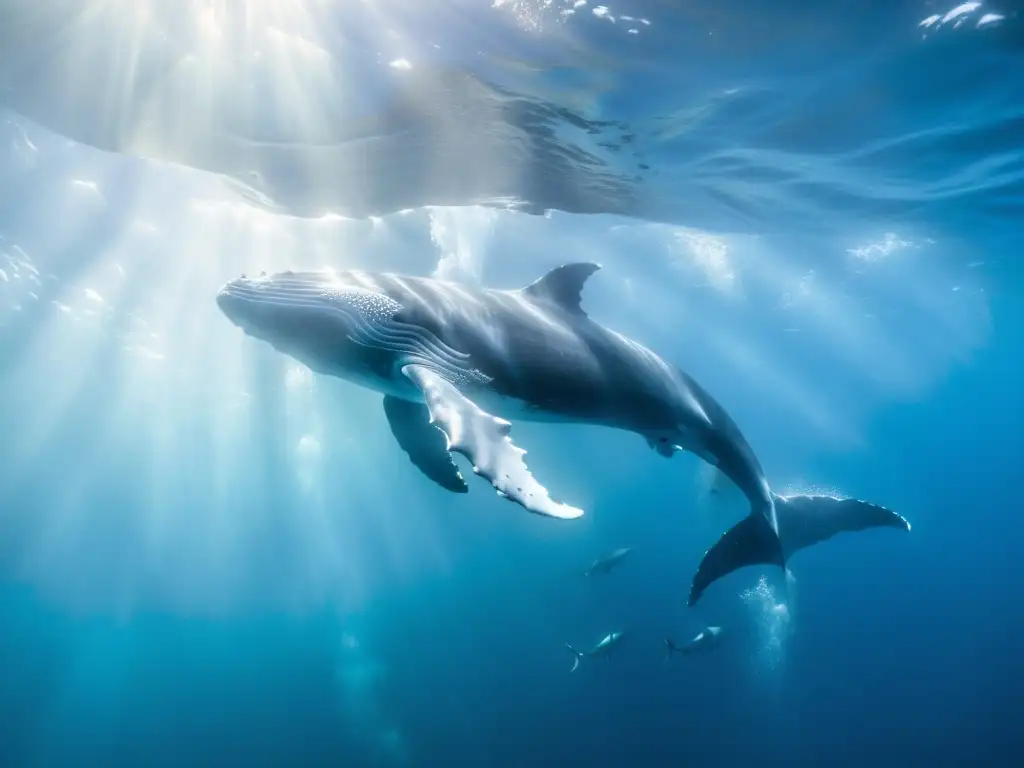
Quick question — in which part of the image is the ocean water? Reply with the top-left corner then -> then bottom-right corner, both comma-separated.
0,1 -> 1021,765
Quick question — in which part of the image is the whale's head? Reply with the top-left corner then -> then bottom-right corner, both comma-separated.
216,270 -> 403,370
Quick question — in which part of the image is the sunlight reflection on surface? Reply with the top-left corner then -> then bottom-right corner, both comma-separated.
3,0 -> 1017,234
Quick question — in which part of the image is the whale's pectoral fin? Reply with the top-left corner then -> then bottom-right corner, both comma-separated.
402,364 -> 583,520
383,396 -> 468,494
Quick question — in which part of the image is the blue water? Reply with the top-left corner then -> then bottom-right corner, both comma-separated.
1,1 -> 1022,765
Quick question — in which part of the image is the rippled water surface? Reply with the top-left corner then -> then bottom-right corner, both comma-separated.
3,0 -> 1021,235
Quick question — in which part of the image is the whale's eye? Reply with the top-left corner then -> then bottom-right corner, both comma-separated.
659,437 -> 668,444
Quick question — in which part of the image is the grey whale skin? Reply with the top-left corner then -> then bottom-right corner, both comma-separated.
216,263 -> 893,595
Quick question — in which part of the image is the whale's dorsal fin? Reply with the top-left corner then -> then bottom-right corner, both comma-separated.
521,263 -> 601,316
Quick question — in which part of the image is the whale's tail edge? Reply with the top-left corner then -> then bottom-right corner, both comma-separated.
688,507 -> 786,607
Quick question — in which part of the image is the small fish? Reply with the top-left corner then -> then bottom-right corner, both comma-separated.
583,547 -> 633,577
564,631 -> 626,672
664,626 -> 723,662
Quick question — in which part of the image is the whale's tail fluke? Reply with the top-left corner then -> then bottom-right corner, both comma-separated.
689,502 -> 787,607
565,643 -> 584,673
689,512 -> 779,607
688,493 -> 910,606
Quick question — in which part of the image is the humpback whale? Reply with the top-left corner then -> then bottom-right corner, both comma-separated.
565,631 -> 626,672
584,547 -> 633,577
664,626 -> 723,660
215,262 -> 855,592
689,495 -> 911,606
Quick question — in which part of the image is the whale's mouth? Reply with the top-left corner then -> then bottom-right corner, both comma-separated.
215,283 -> 249,327
215,271 -> 337,335
216,272 -> 276,332
215,270 -> 415,363
215,271 -> 486,387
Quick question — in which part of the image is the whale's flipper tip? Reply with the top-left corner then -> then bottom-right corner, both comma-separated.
403,363 -> 583,521
524,497 -> 583,519
554,504 -> 585,520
